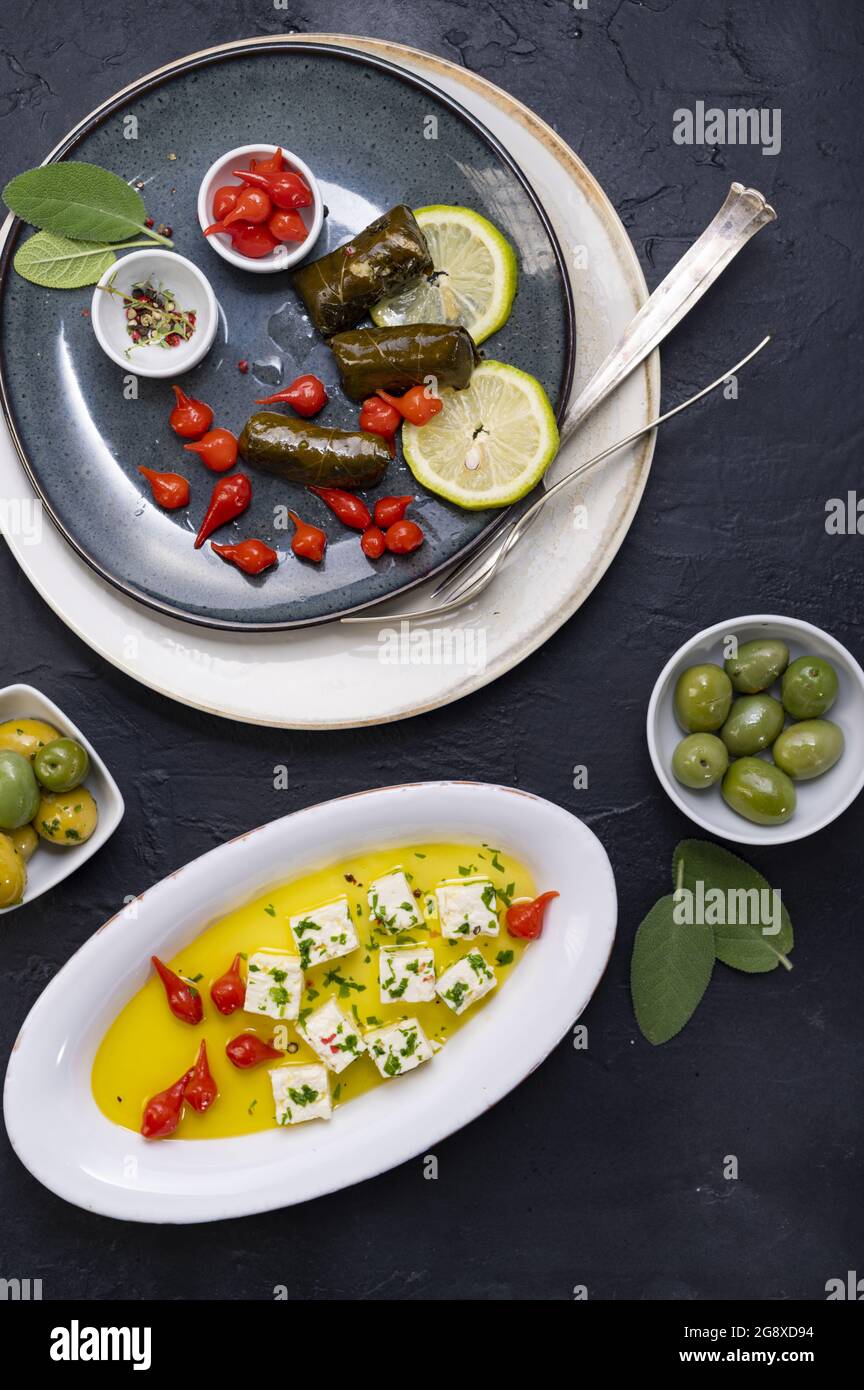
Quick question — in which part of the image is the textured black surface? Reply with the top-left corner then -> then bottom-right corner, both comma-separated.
1,0 -> 862,1302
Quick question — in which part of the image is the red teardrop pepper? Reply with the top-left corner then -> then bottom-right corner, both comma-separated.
226,1033 -> 284,1069
377,385 -> 443,427
211,538 -> 278,575
221,186 -> 272,227
254,147 -> 287,176
232,167 -> 312,209
360,526 -> 386,560
384,519 -> 424,554
184,1041 -> 218,1113
374,495 -> 413,529
308,485 -> 370,531
183,427 -> 238,473
212,185 -> 240,221
169,385 -> 213,439
359,396 -> 400,457
269,209 -> 309,244
141,1069 -> 193,1140
288,510 -> 326,563
222,222 -> 279,258
151,955 -> 203,1024
194,474 -> 252,549
210,953 -> 246,1015
256,374 -> 327,417
138,466 -> 190,511
506,891 -> 560,940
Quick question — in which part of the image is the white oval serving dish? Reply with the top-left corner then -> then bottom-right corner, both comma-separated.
4,781 -> 615,1224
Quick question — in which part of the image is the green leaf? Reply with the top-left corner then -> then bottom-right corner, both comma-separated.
3,163 -> 152,243
672,839 -> 793,973
631,895 -> 715,1045
13,230 -> 116,288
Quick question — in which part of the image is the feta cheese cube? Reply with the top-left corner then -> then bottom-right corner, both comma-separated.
435,878 -> 500,939
379,945 -> 436,1004
436,950 -> 497,1015
270,1063 -> 331,1126
289,896 -> 359,968
365,1018 -> 434,1078
367,869 -> 423,933
244,951 -> 303,1021
296,997 -> 366,1073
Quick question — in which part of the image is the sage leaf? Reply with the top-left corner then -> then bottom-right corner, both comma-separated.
13,231 -> 116,289
672,839 -> 793,973
631,895 -> 714,1045
3,163 -> 155,244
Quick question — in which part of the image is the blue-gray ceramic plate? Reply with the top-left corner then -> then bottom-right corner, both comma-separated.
0,41 -> 574,629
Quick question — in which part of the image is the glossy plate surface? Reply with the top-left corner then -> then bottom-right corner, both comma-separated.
0,42 -> 574,629
4,782 -> 616,1223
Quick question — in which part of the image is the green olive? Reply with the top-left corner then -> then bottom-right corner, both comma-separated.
722,757 -> 797,825
773,719 -> 844,781
673,664 -> 733,733
36,787 -> 99,847
672,734 -> 729,789
0,833 -> 27,908
9,825 -> 38,862
781,656 -> 838,719
720,695 -> 786,756
724,638 -> 789,693
33,737 -> 90,793
0,750 -> 41,831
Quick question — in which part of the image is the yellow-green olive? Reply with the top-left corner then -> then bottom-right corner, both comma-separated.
722,757 -> 797,825
0,834 -> 27,908
724,639 -> 789,693
781,656 -> 839,719
720,695 -> 786,756
36,788 -> 99,847
773,719 -> 845,781
673,664 -> 733,733
672,733 -> 729,789
0,717 -> 61,762
8,824 -> 38,862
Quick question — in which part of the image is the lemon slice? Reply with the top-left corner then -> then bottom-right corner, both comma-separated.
402,361 -> 558,510
371,206 -> 517,345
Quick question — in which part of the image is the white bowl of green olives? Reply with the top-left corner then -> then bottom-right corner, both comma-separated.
0,684 -> 124,913
647,616 -> 864,845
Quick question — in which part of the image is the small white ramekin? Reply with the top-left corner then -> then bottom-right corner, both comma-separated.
91,250 -> 217,378
196,144 -> 323,274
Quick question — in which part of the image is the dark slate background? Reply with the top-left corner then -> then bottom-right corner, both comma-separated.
1,0 -> 862,1302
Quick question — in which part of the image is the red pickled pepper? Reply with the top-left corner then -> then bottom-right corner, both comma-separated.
254,146 -> 287,176
222,222 -> 279,258
308,485 -> 370,531
212,185 -> 239,221
359,396 -> 400,456
151,955 -> 203,1024
232,167 -> 312,210
269,209 -> 308,243
194,474 -> 252,549
360,526 -> 386,560
374,495 -> 413,529
377,385 -> 443,427
256,374 -> 327,417
138,466 -> 189,510
287,510 -> 326,563
184,427 -> 238,473
211,539 -> 278,575
210,954 -> 246,1015
169,385 -> 213,439
506,891 -> 560,940
141,1069 -> 192,1140
184,1041 -> 218,1113
384,519 -> 424,554
226,1033 -> 284,1069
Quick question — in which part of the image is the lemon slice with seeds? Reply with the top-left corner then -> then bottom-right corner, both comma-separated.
370,206 -> 517,345
402,361 -> 559,510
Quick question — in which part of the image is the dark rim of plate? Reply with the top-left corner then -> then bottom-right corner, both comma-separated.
0,39 -> 576,632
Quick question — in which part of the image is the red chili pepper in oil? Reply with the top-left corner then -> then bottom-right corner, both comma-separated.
211,539 -> 278,575
141,1069 -> 193,1140
138,466 -> 190,511
256,374 -> 327,417
194,474 -> 252,549
210,953 -> 246,1015
151,955 -> 203,1024
184,1041 -> 218,1113
374,495 -> 413,529
226,1033 -> 285,1069
506,891 -> 559,940
169,386 -> 213,439
288,510 -> 326,563
307,485 -> 370,531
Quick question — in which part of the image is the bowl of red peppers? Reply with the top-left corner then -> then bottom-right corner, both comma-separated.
196,144 -> 323,274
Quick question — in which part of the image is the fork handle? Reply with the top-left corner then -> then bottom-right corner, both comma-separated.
561,182 -> 776,442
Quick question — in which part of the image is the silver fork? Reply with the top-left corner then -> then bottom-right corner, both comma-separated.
341,181 -> 776,626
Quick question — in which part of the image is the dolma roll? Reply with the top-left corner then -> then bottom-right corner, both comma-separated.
292,205 -> 433,337
329,324 -> 480,401
238,413 -> 390,490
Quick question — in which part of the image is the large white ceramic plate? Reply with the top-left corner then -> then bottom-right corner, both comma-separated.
0,35 -> 657,728
4,782 -> 616,1223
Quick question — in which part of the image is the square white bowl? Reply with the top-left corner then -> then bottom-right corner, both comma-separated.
0,684 -> 124,913
647,615 -> 864,846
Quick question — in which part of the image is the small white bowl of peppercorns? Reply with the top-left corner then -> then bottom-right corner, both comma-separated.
91,249 -> 218,378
